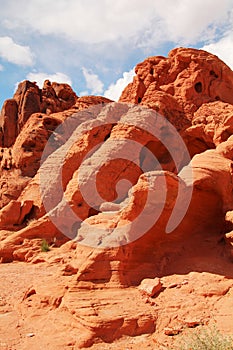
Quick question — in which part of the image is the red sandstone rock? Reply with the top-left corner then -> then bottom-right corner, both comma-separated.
0,168 -> 30,210
0,96 -> 112,216
0,99 -> 18,147
164,327 -> 182,336
12,112 -> 63,177
138,277 -> 162,297
183,101 -> 233,157
0,47 -> 233,349
0,79 -> 80,148
120,47 -> 233,122
14,80 -> 41,131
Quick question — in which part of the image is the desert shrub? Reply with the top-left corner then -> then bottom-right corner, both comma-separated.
178,326 -> 233,350
41,239 -> 50,252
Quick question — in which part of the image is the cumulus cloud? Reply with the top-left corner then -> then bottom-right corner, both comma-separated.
201,33 -> 233,69
82,67 -> 104,95
148,0 -> 233,45
79,90 -> 89,96
0,36 -> 34,66
26,72 -> 72,87
104,68 -> 135,101
1,1 -> 233,109
1,1 -> 233,47
1,1 -> 153,44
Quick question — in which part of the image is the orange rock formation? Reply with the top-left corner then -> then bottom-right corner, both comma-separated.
0,48 -> 233,349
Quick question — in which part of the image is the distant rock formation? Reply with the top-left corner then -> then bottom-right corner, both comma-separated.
0,80 -> 78,148
0,47 -> 233,275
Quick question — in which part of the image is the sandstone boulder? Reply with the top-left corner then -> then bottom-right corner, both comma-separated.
120,47 -> 233,122
138,278 -> 162,297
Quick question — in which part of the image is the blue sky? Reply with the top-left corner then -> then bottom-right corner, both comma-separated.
0,0 -> 233,109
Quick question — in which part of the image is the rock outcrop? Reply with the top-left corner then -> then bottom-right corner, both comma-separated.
0,48 -> 233,348
0,80 -> 78,148
120,47 -> 233,126
1,48 -> 233,268
0,92 -> 112,211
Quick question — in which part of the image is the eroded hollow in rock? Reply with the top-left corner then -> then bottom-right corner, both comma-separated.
140,140 -> 173,172
194,82 -> 203,93
210,70 -> 218,78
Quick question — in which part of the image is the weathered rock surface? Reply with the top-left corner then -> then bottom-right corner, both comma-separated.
0,48 -> 233,349
0,253 -> 232,349
0,95 -> 112,211
120,47 -> 233,130
0,80 -> 75,148
138,277 -> 162,297
0,99 -> 18,147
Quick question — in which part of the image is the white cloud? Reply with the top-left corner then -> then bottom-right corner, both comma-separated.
1,0 -> 233,48
149,0 -> 233,45
1,1 -> 153,44
14,71 -> 72,93
82,67 -> 104,95
79,90 -> 89,97
0,36 -> 34,66
201,33 -> 233,69
104,68 -> 135,101
0,64 -> 4,71
1,0 -> 233,110
26,72 -> 72,88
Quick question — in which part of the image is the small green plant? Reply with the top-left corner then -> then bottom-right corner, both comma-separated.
41,239 -> 50,252
178,326 -> 233,350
